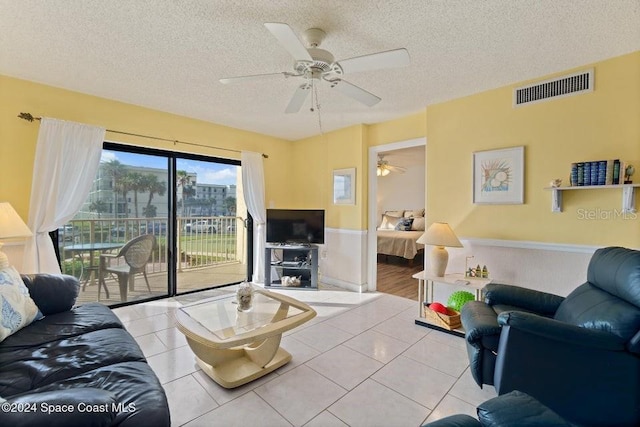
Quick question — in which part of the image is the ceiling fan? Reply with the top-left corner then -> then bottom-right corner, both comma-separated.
220,23 -> 410,113
377,154 -> 406,176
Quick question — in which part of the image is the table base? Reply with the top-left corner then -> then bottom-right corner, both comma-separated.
186,334 -> 292,389
196,346 -> 291,388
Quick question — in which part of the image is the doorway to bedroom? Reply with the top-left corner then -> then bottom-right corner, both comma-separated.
367,138 -> 426,300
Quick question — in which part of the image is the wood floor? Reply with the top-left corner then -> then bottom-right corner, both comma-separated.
376,255 -> 422,301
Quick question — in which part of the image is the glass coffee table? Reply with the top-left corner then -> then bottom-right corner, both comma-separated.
175,288 -> 316,388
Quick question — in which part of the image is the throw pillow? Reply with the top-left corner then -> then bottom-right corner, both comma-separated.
379,214 -> 402,230
0,266 -> 41,342
411,217 -> 426,231
395,218 -> 414,231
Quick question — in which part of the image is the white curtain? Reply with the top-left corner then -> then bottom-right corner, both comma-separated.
22,118 -> 105,273
241,151 -> 266,284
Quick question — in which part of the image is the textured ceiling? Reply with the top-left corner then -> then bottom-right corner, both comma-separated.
1,1 -> 639,141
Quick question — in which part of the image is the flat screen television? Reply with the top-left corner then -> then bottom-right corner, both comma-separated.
266,209 -> 325,244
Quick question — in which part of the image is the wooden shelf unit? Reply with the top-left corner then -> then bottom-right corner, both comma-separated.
544,184 -> 639,213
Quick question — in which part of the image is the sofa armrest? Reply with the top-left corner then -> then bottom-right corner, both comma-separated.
0,388 -> 116,427
20,274 -> 80,315
484,283 -> 565,315
477,391 -> 572,427
497,311 -> 626,351
461,301 -> 501,347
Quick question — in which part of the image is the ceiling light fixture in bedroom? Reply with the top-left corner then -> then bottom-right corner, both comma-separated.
377,154 -> 405,176
377,165 -> 390,176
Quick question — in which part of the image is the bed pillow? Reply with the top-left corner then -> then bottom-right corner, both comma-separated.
395,218 -> 414,231
411,217 -> 426,231
404,208 -> 425,218
379,214 -> 402,230
384,210 -> 405,218
0,266 -> 42,343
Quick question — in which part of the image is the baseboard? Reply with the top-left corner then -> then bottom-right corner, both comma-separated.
320,275 -> 367,293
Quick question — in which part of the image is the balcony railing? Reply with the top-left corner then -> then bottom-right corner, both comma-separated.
58,216 -> 245,280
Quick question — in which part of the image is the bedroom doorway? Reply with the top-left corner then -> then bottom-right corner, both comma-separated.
367,138 -> 426,300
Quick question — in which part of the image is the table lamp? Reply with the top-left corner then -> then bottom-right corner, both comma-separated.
0,202 -> 33,269
417,222 -> 463,277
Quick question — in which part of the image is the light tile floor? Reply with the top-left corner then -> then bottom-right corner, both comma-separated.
113,286 -> 497,427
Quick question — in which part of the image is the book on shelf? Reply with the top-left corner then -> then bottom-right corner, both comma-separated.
605,159 -> 614,185
584,162 -> 591,186
613,159 -> 621,185
576,162 -> 584,186
570,159 -> 630,187
597,160 -> 606,186
570,163 -> 578,186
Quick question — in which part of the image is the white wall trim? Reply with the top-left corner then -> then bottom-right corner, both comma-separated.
461,238 -> 602,254
325,228 -> 367,235
321,275 -> 367,293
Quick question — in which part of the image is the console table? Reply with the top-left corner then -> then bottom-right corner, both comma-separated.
413,271 -> 492,336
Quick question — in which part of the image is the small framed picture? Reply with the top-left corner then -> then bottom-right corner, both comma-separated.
333,168 -> 356,205
473,146 -> 524,204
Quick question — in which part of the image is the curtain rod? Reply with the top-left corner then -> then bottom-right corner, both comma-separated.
17,112 -> 268,158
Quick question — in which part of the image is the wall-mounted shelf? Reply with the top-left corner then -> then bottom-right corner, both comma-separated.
544,184 -> 639,213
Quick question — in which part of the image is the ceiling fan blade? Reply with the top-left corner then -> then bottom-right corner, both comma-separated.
387,165 -> 407,174
285,84 -> 311,113
338,48 -> 410,74
329,79 -> 381,107
219,72 -> 289,84
264,23 -> 313,62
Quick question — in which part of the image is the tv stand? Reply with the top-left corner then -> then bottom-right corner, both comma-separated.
264,244 -> 318,290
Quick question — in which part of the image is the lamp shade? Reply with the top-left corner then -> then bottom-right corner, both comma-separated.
0,202 -> 32,240
417,222 -> 462,248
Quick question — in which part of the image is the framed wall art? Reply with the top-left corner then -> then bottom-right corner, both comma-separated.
333,168 -> 356,205
473,146 -> 524,204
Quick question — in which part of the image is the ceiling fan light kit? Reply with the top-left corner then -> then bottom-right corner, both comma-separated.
220,22 -> 410,114
377,154 -> 406,176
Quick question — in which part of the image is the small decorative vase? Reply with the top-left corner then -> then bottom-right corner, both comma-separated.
236,282 -> 253,312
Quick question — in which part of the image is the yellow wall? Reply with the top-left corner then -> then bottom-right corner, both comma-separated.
0,75 -> 292,220
287,125 -> 366,230
3,51 -> 638,249
426,52 -> 640,247
367,110 -> 427,147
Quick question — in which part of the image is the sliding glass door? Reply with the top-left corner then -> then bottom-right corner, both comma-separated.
59,144 -> 247,306
175,157 -> 247,293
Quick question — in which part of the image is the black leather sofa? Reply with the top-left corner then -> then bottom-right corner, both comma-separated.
0,274 -> 170,427
461,246 -> 640,427
422,390 -> 573,427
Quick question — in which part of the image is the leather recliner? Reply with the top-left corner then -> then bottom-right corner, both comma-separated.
422,390 -> 573,427
461,246 -> 640,427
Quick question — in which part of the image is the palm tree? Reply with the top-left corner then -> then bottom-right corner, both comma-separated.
89,200 -> 108,218
103,160 -> 127,217
224,196 -> 236,216
126,172 -> 145,218
142,174 -> 166,218
116,173 -> 133,218
177,170 -> 191,216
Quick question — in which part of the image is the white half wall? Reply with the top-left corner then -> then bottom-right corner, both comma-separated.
427,240 -> 596,305
320,228 -> 367,292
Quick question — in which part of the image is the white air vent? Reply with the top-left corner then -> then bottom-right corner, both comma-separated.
513,69 -> 594,107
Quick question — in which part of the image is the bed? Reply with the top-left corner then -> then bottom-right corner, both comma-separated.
376,209 -> 425,263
